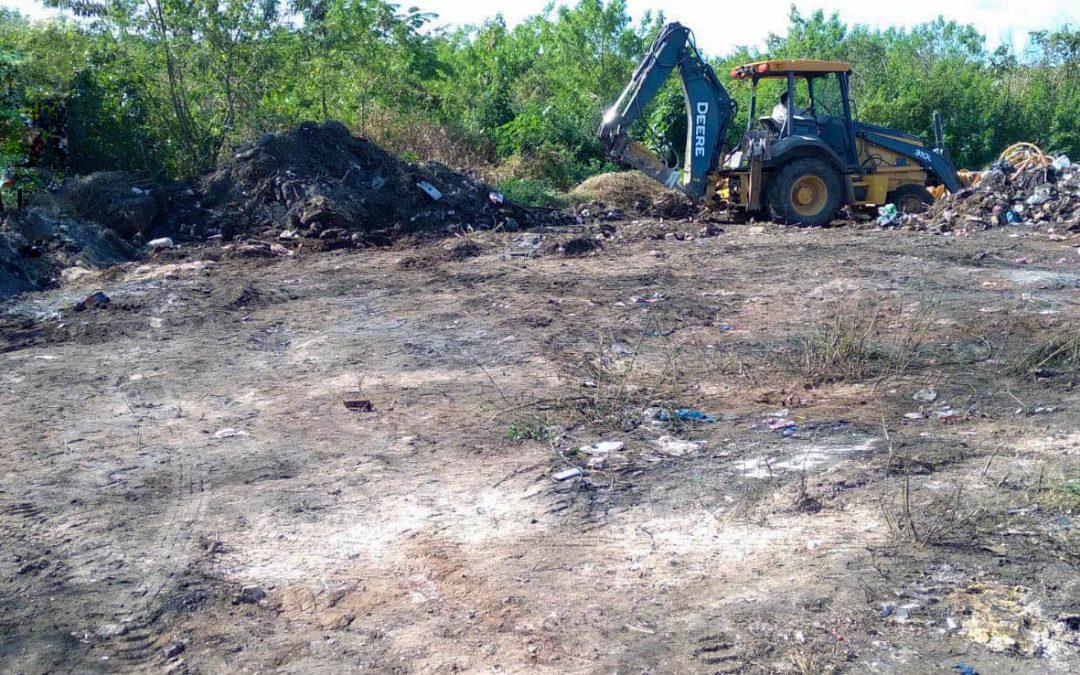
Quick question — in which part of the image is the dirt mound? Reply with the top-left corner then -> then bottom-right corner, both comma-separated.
62,172 -> 161,239
0,208 -> 137,300
919,160 -> 1080,233
572,171 -> 693,218
179,121 -> 529,243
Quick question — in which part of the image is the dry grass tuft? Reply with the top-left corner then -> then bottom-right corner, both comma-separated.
570,171 -> 689,212
1011,331 -> 1080,376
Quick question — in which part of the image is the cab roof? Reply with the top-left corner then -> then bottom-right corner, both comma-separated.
730,60 -> 852,79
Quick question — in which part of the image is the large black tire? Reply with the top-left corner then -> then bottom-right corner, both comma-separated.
887,184 -> 933,214
767,157 -> 843,226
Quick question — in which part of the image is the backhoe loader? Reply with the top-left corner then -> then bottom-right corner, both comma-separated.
598,23 -> 962,225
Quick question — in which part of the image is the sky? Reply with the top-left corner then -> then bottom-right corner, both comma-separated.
1,0 -> 1075,55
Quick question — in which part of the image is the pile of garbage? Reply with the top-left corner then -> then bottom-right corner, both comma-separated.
887,144 -> 1080,233
0,121 -> 550,300
61,121 -> 533,247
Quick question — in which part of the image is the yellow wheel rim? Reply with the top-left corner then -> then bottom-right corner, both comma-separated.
790,175 -> 827,217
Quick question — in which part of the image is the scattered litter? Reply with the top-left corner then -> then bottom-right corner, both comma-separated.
655,408 -> 716,423
580,441 -> 624,454
552,467 -> 583,481
877,203 -> 900,226
766,408 -> 790,418
147,237 -> 175,249
766,418 -> 798,435
631,292 -> 666,304
935,406 -> 964,421
953,664 -> 978,675
1014,256 -> 1032,264
343,399 -> 375,412
74,290 -> 110,312
913,388 -> 938,403
416,180 -> 442,201
652,435 -> 702,457
903,412 -> 925,420
488,191 -> 504,205
213,428 -> 249,439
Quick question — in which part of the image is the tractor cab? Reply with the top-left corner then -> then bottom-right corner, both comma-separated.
730,60 -> 858,169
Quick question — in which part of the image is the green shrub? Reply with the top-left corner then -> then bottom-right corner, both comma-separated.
496,178 -> 567,208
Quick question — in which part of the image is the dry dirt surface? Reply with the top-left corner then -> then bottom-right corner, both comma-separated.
2,219 -> 1079,673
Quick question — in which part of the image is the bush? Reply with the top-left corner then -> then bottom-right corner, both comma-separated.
496,178 -> 567,208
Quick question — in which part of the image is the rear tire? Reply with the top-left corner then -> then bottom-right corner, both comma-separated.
767,158 -> 842,226
887,184 -> 933,214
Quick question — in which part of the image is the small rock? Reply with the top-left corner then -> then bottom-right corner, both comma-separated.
235,585 -> 266,604
97,623 -> 129,638
163,642 -> 186,659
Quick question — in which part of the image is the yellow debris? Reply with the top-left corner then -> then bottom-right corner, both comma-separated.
947,582 -> 1050,655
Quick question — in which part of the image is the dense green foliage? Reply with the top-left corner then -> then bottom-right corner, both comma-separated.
0,1 -> 1077,199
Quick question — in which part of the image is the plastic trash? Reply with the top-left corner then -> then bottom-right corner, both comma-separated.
653,435 -> 702,456
147,237 -> 174,248
912,388 -> 938,403
1004,209 -> 1020,224
877,203 -> 899,226
74,290 -> 110,312
1053,155 -> 1071,170
656,408 -> 717,423
417,180 -> 442,201
552,467 -> 583,481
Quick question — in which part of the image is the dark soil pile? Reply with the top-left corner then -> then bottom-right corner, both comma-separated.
60,121 -> 536,247
175,121 -> 532,243
0,208 -> 136,300
921,160 -> 1080,232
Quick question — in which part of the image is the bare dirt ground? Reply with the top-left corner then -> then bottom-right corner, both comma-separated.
1,218 -> 1079,673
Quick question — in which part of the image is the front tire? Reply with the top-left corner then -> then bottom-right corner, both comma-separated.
767,157 -> 842,226
887,184 -> 933,214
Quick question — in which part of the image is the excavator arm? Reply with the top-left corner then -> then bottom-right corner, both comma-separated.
598,22 -> 736,201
